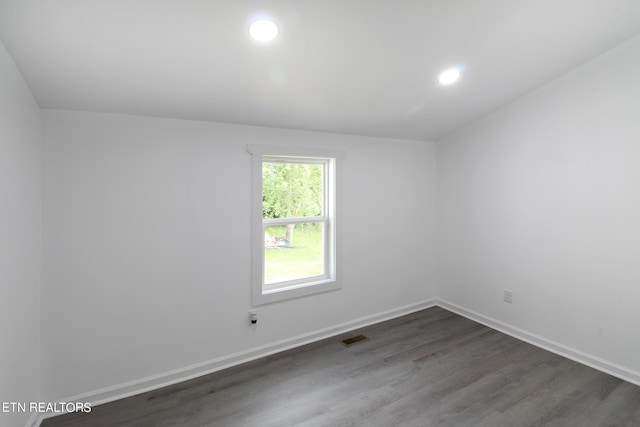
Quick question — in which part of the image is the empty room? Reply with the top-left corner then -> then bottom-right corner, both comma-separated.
1,1 -> 639,426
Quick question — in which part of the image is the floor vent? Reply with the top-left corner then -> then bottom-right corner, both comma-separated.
341,334 -> 369,347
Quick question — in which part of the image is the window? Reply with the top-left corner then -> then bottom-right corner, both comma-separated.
248,145 -> 344,305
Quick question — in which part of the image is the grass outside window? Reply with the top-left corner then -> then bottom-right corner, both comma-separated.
264,223 -> 323,284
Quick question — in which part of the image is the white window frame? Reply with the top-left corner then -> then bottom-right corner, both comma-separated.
248,144 -> 345,305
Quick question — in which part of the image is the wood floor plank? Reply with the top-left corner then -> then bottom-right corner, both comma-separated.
42,307 -> 640,427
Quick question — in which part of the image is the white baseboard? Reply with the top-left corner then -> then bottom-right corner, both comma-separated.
33,298 -> 437,426
436,298 -> 640,387
24,413 -> 38,427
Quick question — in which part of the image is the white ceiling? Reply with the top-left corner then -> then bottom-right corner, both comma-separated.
1,0 -> 639,141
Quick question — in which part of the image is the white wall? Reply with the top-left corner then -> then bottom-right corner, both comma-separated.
0,41 -> 42,427
42,110 -> 436,401
437,35 -> 640,379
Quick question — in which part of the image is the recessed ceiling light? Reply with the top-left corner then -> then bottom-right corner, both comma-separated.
249,19 -> 278,42
438,68 -> 461,85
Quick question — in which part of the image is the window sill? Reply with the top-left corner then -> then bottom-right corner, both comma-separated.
253,278 -> 341,306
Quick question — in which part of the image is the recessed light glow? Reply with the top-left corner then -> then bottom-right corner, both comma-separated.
249,19 -> 278,42
438,68 -> 461,85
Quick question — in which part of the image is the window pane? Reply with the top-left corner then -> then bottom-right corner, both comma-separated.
264,223 -> 324,285
262,162 -> 324,220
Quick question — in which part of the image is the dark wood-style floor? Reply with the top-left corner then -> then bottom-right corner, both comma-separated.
43,307 -> 640,426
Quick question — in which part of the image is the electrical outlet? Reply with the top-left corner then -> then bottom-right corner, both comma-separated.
503,289 -> 513,304
249,310 -> 258,324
